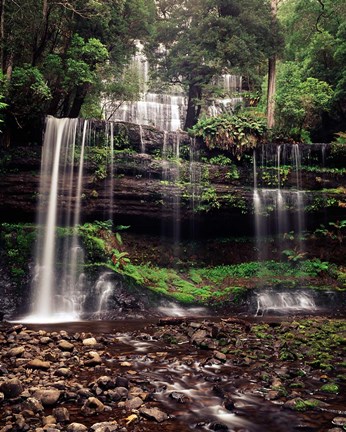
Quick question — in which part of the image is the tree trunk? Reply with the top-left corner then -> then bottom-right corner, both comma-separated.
266,0 -> 278,129
0,0 -> 4,72
267,54 -> 276,128
184,83 -> 202,130
68,84 -> 91,118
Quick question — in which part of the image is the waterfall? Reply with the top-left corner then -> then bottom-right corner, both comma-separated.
253,144 -> 306,261
95,273 -> 114,318
173,133 -> 181,260
255,290 -> 317,316
106,42 -> 243,131
23,116 -> 120,323
109,122 -> 114,221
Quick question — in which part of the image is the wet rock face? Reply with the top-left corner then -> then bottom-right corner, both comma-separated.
0,317 -> 345,432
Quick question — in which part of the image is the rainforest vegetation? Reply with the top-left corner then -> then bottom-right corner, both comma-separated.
0,0 -> 345,145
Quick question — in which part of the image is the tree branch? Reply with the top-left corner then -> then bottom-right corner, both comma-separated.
315,0 -> 325,33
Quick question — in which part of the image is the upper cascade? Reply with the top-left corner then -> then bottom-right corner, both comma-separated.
105,42 -> 243,131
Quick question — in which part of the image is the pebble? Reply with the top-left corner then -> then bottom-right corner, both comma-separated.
139,406 -> 168,423
0,319 -> 344,432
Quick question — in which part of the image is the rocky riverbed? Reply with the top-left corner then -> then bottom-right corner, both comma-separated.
0,316 -> 345,432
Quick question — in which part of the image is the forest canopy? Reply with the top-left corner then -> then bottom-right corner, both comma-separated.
0,0 -> 345,144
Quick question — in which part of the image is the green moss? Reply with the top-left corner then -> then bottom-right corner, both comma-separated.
320,383 -> 339,394
293,399 -> 320,412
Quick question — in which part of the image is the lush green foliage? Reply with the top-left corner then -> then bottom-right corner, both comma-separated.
192,113 -> 267,159
150,0 -> 282,128
0,0 -> 155,141
0,223 -> 36,281
277,0 -> 346,140
274,62 -> 334,140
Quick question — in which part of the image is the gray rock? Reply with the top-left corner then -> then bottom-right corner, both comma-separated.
22,396 -> 44,412
108,387 -> 128,401
332,417 -> 346,427
169,391 -> 191,404
66,423 -> 88,432
90,421 -> 119,432
139,406 -> 168,423
6,346 -> 25,357
125,396 -> 143,410
191,329 -> 209,346
33,389 -> 61,406
85,351 -> 102,366
27,359 -> 51,370
58,340 -> 74,352
96,375 -> 115,389
83,337 -> 97,346
52,406 -> 70,423
55,368 -> 73,378
42,415 -> 57,426
81,397 -> 105,414
0,378 -> 23,398
214,351 -> 227,362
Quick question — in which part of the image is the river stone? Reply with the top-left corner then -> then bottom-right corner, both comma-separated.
77,388 -> 94,398
27,359 -> 51,370
14,413 -> 26,429
214,351 -> 227,362
43,415 -> 57,425
332,417 -> 346,427
191,329 -> 209,345
83,337 -> 97,346
90,421 -> 119,432
58,340 -> 74,351
33,389 -> 61,406
169,391 -> 191,404
209,421 -> 229,430
125,396 -> 143,410
67,423 -> 88,432
40,336 -> 52,344
108,387 -> 128,401
85,351 -> 102,366
0,392 -> 4,402
0,378 -> 23,398
53,406 -> 70,422
115,376 -> 129,388
139,407 -> 168,423
81,397 -> 105,414
55,367 -> 73,378
96,375 -> 115,389
23,396 -> 44,412
6,346 -> 25,357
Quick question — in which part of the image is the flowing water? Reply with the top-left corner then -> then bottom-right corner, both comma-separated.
253,144 -> 306,260
22,117 -> 117,323
107,43 -> 243,130
255,290 -> 317,316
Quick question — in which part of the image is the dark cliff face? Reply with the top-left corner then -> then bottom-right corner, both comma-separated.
0,122 -> 345,237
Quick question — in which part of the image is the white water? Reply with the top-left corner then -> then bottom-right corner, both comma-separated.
25,118 -> 80,323
109,122 -> 114,220
95,273 -> 114,317
107,42 -> 243,131
22,117 -> 118,323
253,144 -> 306,260
256,291 -> 317,316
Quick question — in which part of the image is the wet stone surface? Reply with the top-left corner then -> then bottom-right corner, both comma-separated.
0,316 -> 345,432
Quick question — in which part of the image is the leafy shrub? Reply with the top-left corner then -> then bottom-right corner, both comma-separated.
191,113 -> 267,160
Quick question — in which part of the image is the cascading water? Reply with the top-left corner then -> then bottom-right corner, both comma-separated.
95,273 -> 114,318
107,42 -> 243,131
253,144 -> 306,260
255,290 -> 317,316
23,116 -> 117,323
252,144 -> 317,315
